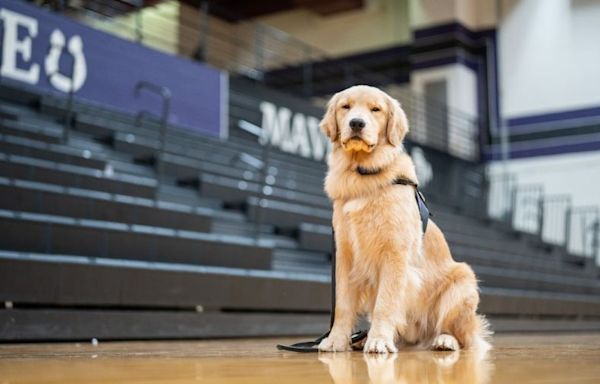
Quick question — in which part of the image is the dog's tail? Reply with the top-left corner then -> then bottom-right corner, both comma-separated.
473,314 -> 493,352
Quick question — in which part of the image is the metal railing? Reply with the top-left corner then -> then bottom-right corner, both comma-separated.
542,195 -> 571,246
46,37 -> 76,144
489,173 -> 600,265
48,0 -> 480,161
566,207 -> 599,260
487,172 -> 517,225
134,80 -> 172,188
510,184 -> 544,235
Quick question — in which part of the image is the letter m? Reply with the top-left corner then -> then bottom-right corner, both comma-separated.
259,101 -> 291,147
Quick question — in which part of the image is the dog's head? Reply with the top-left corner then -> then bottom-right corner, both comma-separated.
320,85 -> 409,153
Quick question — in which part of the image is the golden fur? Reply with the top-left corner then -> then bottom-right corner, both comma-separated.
317,85 -> 491,354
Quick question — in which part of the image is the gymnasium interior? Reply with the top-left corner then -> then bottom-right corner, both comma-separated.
1,0 -> 599,382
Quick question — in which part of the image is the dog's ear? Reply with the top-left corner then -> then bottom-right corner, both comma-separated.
320,93 -> 339,142
386,96 -> 409,147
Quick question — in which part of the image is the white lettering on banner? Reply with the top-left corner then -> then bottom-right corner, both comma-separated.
0,8 -> 87,92
306,116 -> 327,161
259,102 -> 291,148
44,29 -> 87,92
289,113 -> 311,158
412,147 -> 432,187
258,101 -> 330,162
0,8 -> 40,84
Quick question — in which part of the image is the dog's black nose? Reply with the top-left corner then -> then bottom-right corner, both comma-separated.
349,118 -> 365,132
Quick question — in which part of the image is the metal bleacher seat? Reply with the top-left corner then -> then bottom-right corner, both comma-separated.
0,118 -> 64,144
0,209 -> 272,270
0,177 -> 213,232
0,133 -> 107,170
0,153 -> 157,198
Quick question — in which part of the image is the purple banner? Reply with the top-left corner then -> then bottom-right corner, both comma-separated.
0,0 -> 226,137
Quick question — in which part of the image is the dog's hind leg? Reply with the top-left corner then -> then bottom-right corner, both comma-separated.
428,263 -> 491,351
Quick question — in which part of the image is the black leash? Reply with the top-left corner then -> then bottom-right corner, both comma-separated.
276,171 -> 431,353
276,330 -> 370,353
277,227 -> 370,352
276,228 -> 340,352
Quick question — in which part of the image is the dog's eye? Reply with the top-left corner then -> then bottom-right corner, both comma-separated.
341,104 -> 351,110
371,107 -> 381,112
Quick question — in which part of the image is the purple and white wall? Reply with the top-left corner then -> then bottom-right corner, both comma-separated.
0,0 -> 228,138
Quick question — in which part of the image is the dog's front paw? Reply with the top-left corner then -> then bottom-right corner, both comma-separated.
318,333 -> 351,352
432,334 -> 460,351
364,336 -> 398,354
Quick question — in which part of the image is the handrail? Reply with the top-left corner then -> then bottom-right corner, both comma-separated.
46,65 -> 75,145
489,172 -> 600,264
134,80 -> 172,189
135,81 -> 172,106
49,70 -> 75,144
134,80 -> 172,134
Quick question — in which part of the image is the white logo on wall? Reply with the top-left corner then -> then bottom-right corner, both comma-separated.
411,146 -> 432,187
238,101 -> 331,162
0,8 -> 87,92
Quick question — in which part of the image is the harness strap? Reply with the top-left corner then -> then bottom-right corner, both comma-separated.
357,166 -> 431,233
392,177 -> 431,234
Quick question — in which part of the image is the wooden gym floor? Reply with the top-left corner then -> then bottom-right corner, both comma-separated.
0,333 -> 599,383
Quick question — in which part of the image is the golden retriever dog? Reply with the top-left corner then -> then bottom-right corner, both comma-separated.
317,85 -> 491,354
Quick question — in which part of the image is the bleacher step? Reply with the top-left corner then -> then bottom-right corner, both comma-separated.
0,209 -> 273,270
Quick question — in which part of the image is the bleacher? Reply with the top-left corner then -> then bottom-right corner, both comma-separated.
1,81 -> 600,342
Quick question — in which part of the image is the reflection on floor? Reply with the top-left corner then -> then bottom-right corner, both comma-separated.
0,333 -> 599,383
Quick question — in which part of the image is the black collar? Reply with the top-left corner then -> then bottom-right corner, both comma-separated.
356,166 -> 381,176
356,166 -> 419,188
